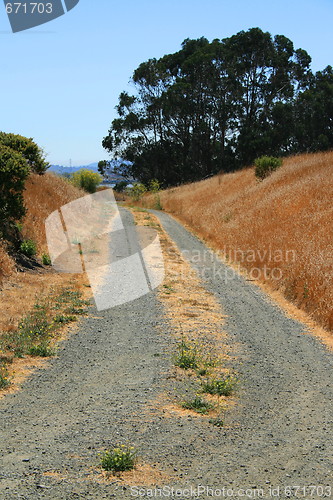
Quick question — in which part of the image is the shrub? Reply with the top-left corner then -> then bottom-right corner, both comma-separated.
128,183 -> 147,201
100,445 -> 137,472
0,132 -> 49,175
20,239 -> 37,257
71,169 -> 103,193
148,179 -> 160,193
113,180 -> 128,192
0,145 -> 30,237
154,194 -> 163,210
254,156 -> 282,180
42,253 -> 51,265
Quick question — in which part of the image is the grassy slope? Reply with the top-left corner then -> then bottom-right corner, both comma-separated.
22,172 -> 84,254
142,151 -> 333,331
0,173 -> 84,284
0,172 -> 83,284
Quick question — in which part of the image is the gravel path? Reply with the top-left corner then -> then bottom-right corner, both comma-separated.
0,208 -> 332,499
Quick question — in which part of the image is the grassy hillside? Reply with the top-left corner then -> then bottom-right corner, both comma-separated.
0,172 -> 83,284
142,151 -> 333,331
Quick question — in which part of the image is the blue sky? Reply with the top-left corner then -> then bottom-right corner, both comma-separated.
1,0 -> 333,166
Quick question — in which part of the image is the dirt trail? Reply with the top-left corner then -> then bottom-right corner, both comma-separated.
0,208 -> 332,499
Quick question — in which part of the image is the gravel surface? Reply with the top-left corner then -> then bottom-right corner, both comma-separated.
0,208 -> 332,499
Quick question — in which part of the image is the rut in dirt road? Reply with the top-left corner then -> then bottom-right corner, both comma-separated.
0,207 -> 331,500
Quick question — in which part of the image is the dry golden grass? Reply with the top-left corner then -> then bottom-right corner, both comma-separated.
0,240 -> 15,283
22,172 -> 84,255
0,172 -> 84,286
141,151 -> 333,331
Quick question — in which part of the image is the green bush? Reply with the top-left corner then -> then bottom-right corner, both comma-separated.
0,145 -> 30,237
20,239 -> 37,257
71,169 -> 103,193
42,253 -> 52,265
254,156 -> 282,180
113,180 -> 128,192
148,178 -> 160,193
0,132 -> 49,175
100,445 -> 137,472
128,183 -> 147,201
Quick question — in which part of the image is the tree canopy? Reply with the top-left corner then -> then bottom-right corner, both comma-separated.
103,28 -> 332,187
0,132 -> 49,175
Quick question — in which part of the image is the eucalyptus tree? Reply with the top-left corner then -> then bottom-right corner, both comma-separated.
103,28 -> 313,186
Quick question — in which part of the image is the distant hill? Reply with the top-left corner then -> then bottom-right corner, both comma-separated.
49,163 -> 129,183
49,163 -> 99,175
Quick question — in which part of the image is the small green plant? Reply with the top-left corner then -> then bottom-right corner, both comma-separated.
182,395 -> 215,414
54,314 -> 76,324
303,282 -> 309,299
174,339 -> 200,370
65,306 -> 85,315
100,445 -> 137,472
42,253 -> 51,265
197,367 -> 208,376
201,375 -> 237,397
254,156 -> 282,180
20,239 -> 37,257
0,364 -> 10,389
28,342 -> 54,357
209,416 -> 224,427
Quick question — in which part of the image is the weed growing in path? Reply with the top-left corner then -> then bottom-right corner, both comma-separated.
209,416 -> 224,427
182,395 -> 215,414
100,445 -> 137,473
174,339 -> 200,370
201,375 -> 237,397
